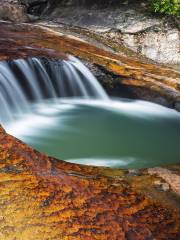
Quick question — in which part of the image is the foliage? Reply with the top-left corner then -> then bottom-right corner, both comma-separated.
150,0 -> 180,17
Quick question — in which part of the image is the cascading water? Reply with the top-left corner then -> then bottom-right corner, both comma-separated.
0,56 -> 108,124
0,56 -> 180,169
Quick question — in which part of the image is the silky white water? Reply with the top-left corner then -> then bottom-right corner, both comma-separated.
0,56 -> 108,124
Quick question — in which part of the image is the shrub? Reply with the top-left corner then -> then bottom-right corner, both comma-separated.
150,0 -> 180,17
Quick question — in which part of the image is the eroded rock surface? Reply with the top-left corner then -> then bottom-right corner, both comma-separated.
0,125 -> 180,239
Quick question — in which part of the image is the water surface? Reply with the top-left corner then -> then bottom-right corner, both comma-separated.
4,98 -> 180,169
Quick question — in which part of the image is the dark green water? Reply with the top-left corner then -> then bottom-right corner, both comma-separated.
4,98 -> 180,169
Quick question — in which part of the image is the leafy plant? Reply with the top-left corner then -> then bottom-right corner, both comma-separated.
150,0 -> 180,17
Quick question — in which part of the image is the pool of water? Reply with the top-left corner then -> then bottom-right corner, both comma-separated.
3,98 -> 180,169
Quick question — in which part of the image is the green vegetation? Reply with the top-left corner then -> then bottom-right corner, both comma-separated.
150,0 -> 180,17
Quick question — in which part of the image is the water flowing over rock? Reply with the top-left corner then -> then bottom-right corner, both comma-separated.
0,56 -> 108,123
0,14 -> 179,239
1,21 -> 179,110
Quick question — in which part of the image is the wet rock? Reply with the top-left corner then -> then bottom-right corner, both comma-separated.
128,169 -> 141,176
162,183 -> 170,191
20,0 -> 46,5
23,0 -> 48,16
152,97 -> 170,107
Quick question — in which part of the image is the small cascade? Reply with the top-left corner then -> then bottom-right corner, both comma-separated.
0,56 -> 108,123
0,56 -> 180,169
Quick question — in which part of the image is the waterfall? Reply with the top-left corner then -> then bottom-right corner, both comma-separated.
0,56 -> 108,124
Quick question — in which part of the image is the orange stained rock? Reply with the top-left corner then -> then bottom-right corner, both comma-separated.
0,125 -> 180,240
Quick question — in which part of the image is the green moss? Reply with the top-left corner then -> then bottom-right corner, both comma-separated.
150,0 -> 180,17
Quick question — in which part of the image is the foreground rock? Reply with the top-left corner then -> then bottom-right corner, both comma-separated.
0,125 -> 180,239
